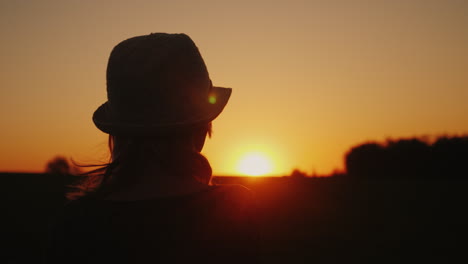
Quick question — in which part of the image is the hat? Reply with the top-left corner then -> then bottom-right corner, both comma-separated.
92,33 -> 231,135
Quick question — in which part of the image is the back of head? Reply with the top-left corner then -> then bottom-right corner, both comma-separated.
70,33 -> 231,199
93,33 -> 231,135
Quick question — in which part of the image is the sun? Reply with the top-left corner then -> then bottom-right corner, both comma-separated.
237,152 -> 273,176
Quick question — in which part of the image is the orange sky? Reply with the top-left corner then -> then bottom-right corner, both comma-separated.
1,0 -> 467,176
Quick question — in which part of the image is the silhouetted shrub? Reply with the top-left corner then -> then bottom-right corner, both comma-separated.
385,139 -> 432,179
432,136 -> 468,178
45,156 -> 70,175
345,136 -> 468,179
45,156 -> 83,176
290,169 -> 308,178
345,142 -> 386,179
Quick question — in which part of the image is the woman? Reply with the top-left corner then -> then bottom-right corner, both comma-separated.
46,33 -> 259,263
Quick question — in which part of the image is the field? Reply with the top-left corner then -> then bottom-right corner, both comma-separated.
2,173 -> 467,263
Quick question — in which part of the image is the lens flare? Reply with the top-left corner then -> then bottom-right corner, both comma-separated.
208,95 -> 217,104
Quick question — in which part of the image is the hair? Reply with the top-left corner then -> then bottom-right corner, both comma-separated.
67,122 -> 213,200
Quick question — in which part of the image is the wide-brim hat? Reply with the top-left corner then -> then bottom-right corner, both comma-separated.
93,33 -> 231,135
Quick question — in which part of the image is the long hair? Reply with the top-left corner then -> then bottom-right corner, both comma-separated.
68,123 -> 213,200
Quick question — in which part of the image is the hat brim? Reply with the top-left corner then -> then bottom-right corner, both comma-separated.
93,86 -> 231,135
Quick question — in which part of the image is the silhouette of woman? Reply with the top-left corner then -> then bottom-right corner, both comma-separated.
46,33 -> 259,263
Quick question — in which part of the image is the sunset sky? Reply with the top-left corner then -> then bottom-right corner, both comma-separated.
1,0 -> 467,176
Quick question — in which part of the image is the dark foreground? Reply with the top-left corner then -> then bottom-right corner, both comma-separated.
2,173 -> 467,263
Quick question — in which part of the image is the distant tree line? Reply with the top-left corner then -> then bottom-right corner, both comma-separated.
345,136 -> 468,179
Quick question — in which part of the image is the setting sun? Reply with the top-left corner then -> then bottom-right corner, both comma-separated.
237,152 -> 273,176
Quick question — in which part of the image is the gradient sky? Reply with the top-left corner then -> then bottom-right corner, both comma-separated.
1,0 -> 467,175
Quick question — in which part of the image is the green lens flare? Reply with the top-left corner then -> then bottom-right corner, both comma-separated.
208,96 -> 217,104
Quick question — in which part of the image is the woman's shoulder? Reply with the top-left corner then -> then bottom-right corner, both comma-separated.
211,184 -> 254,198
58,184 -> 256,215
57,194 -> 113,222
53,197 -> 95,224
209,184 -> 256,211
207,185 -> 259,239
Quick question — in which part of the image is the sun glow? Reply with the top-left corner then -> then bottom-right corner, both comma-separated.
237,152 -> 273,176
